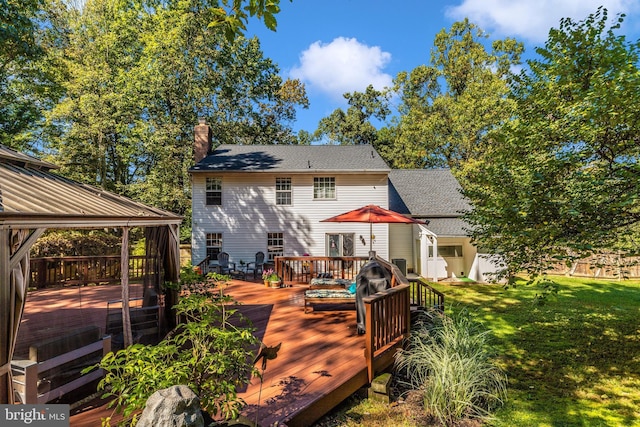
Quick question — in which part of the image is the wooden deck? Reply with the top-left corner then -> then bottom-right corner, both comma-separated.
223,281 -> 369,427
17,280 -> 372,427
15,283 -> 145,359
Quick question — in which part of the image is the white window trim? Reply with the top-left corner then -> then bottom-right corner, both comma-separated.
205,177 -> 222,206
276,177 -> 292,205
313,176 -> 336,200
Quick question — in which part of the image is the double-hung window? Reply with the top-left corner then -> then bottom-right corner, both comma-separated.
205,177 -> 222,206
267,232 -> 284,261
314,177 -> 335,199
276,177 -> 292,205
206,233 -> 223,261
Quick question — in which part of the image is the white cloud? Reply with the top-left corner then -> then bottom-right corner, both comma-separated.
446,0 -> 637,43
290,37 -> 393,101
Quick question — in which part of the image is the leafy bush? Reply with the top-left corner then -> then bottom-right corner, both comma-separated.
31,230 -> 122,257
395,309 -> 507,426
93,275 -> 259,426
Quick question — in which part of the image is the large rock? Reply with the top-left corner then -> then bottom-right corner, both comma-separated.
137,385 -> 204,427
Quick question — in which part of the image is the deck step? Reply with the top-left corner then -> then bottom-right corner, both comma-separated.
368,372 -> 393,403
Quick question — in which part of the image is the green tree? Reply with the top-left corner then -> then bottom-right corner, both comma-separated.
0,0 -> 61,150
45,0 -> 147,191
42,0 -> 305,239
127,3 -> 306,225
94,275 -> 259,425
462,8 -> 640,280
312,85 -> 390,145
378,20 -> 523,169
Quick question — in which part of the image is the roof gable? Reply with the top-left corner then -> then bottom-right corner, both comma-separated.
190,144 -> 390,173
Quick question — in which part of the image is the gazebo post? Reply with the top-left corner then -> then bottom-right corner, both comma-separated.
0,229 -> 10,403
121,227 -> 133,347
0,228 -> 44,404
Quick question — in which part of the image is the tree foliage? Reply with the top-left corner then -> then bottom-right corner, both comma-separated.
461,7 -> 640,279
34,0 -> 305,241
312,85 -> 390,145
377,19 -> 523,169
0,0 -> 62,150
93,274 -> 259,425
31,230 -> 122,257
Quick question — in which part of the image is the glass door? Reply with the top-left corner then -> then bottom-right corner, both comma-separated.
326,234 -> 354,256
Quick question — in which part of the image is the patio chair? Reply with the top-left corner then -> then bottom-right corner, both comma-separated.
217,252 -> 236,275
245,251 -> 265,279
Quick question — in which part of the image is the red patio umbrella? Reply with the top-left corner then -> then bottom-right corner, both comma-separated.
321,204 -> 427,252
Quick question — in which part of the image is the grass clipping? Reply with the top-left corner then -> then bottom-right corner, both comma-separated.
395,309 -> 507,426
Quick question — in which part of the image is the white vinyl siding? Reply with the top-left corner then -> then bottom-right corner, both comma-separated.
389,223 -> 417,273
191,172 -> 389,264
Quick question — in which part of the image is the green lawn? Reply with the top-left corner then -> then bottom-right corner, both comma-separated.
316,276 -> 640,426
431,276 -> 640,427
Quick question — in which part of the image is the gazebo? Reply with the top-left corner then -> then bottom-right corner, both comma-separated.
0,145 -> 183,404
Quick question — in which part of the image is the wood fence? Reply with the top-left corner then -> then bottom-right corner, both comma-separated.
546,254 -> 640,279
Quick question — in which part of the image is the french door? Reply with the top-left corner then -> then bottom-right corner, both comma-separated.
326,233 -> 354,257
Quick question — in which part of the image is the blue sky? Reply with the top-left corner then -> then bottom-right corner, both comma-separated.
246,0 -> 640,135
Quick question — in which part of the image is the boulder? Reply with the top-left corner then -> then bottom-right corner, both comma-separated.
137,385 -> 204,427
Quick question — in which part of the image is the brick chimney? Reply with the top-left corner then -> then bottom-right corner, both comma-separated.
194,118 -> 212,164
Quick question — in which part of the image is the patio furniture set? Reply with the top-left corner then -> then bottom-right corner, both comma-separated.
303,260 -> 392,326
303,278 -> 355,313
208,251 -> 265,280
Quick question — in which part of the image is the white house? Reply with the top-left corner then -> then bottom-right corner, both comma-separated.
189,121 -> 497,281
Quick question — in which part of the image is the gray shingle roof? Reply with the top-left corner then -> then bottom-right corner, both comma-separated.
189,144 -> 390,173
389,169 -> 471,237
423,218 -> 470,237
389,169 -> 470,217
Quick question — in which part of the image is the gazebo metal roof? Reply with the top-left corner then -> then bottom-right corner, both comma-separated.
0,145 -> 182,228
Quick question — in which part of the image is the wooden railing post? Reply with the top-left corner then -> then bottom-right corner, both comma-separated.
364,299 -> 375,383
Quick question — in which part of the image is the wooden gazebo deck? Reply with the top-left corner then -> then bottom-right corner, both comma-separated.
47,279 -> 370,426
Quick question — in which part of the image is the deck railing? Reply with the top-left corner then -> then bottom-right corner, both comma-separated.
30,255 -> 152,288
274,256 -> 370,285
363,283 -> 411,382
196,256 -> 210,275
409,278 -> 445,313
362,256 -> 412,382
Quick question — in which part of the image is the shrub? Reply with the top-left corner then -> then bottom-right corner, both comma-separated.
92,274 -> 259,426
395,308 -> 507,426
31,230 -> 122,257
